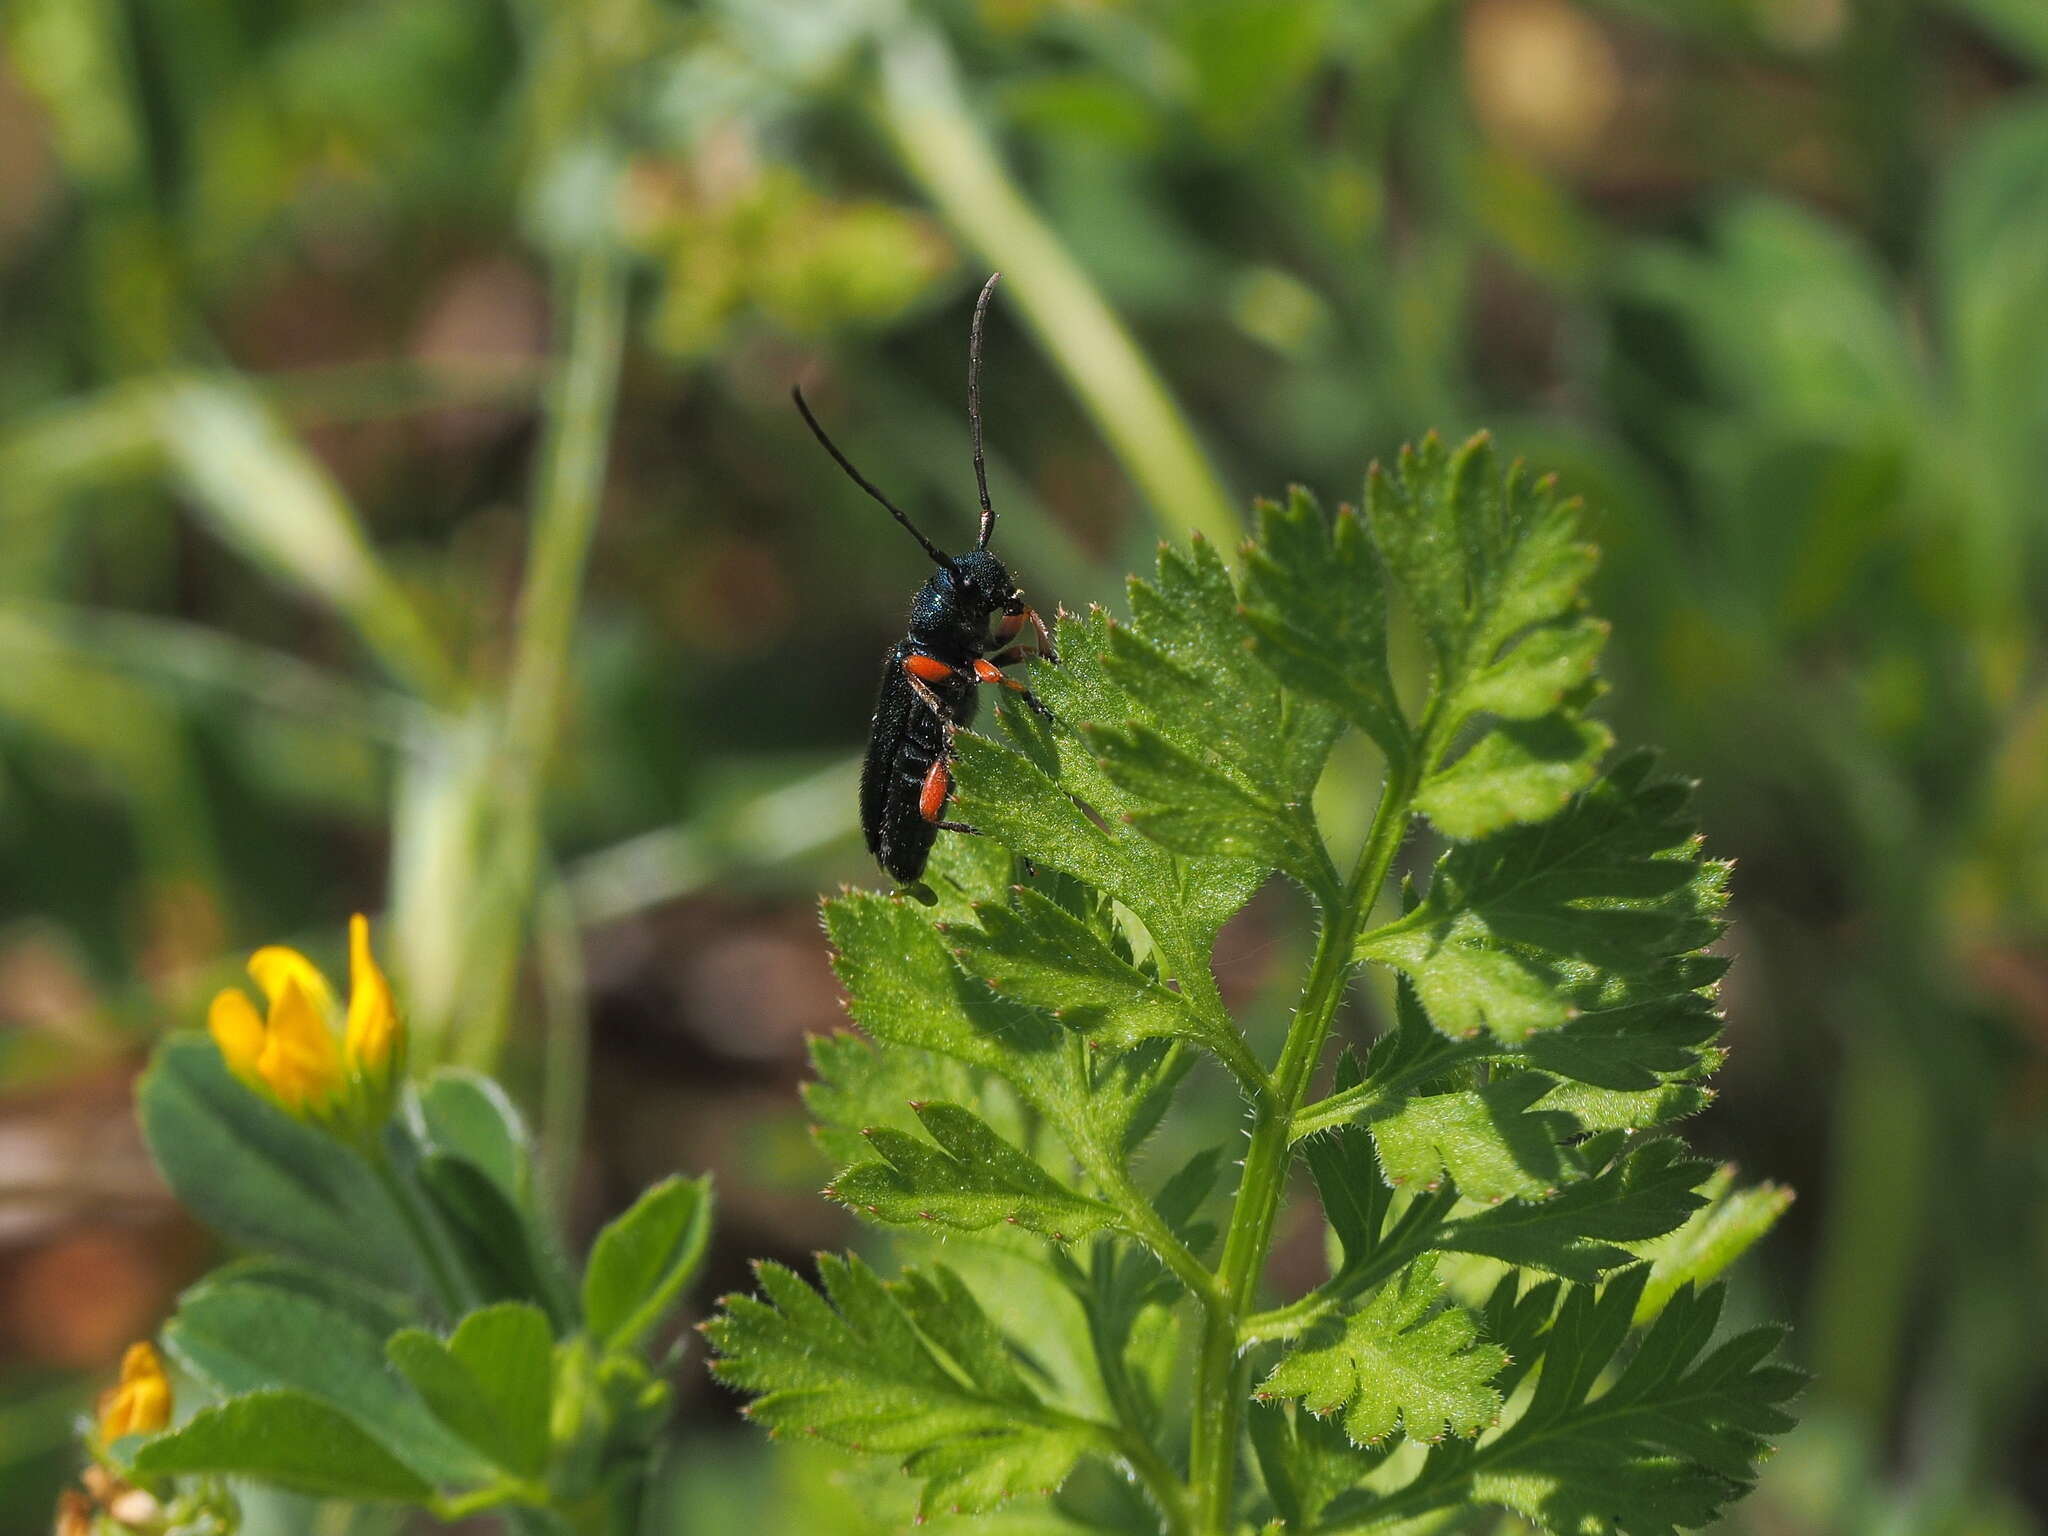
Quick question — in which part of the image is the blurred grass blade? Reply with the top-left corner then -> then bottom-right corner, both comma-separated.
4,601 -> 425,743
877,24 -> 1241,549
389,710 -> 498,1063
567,755 -> 861,926
154,380 -> 461,705
460,240 -> 628,1067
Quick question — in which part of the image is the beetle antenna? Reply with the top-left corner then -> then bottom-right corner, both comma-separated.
792,385 -> 951,569
969,271 -> 1000,549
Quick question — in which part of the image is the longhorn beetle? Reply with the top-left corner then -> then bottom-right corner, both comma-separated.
794,273 -> 1056,888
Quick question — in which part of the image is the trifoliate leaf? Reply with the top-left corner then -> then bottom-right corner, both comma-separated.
1258,1257 -> 1506,1447
386,1302 -> 553,1478
830,1102 -> 1117,1241
162,1276 -> 494,1488
582,1174 -> 712,1354
133,1391 -> 434,1502
705,1255 -> 1104,1519
1240,486 -> 1408,764
1437,1139 -> 1713,1283
1356,753 -> 1727,1041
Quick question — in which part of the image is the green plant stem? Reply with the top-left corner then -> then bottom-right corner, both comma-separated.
464,238 -> 627,1067
536,873 -> 591,1210
875,24 -> 1242,550
1186,746 -> 1426,1532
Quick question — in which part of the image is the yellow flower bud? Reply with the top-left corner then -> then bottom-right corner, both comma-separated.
97,1341 -> 172,1441
207,988 -> 265,1082
247,944 -> 336,1019
256,975 -> 346,1111
344,914 -> 401,1081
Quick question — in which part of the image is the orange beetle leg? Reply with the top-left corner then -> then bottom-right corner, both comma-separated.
918,758 -> 952,823
972,658 -> 1029,692
904,654 -> 954,683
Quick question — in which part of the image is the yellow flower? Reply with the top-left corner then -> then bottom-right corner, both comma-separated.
344,913 -> 401,1082
206,915 -> 404,1123
97,1341 -> 172,1440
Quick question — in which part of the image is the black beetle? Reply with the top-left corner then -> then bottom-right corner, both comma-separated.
793,273 -> 1055,887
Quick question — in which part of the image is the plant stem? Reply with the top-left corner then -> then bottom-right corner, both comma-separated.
875,24 -> 1242,550
463,237 -> 627,1067
1185,751 -> 1424,1532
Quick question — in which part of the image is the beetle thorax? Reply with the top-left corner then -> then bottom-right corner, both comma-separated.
907,551 -> 1019,660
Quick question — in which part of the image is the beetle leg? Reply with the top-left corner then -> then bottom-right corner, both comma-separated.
934,819 -> 979,835
987,608 -> 1058,668
1026,606 -> 1058,665
972,657 -> 1054,720
904,668 -> 950,719
917,757 -> 952,823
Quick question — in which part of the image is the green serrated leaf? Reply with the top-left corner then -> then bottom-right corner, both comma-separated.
1464,1270 -> 1805,1535
1258,1257 -> 1505,1447
1240,486 -> 1407,762
1412,710 -> 1613,840
1304,1055 -> 1392,1272
831,1102 -> 1115,1240
945,886 -> 1238,1062
959,608 -> 1269,949
1438,1140 -> 1713,1283
706,1255 -> 1102,1519
803,1030 -> 1002,1170
1365,433 -> 1610,839
1087,716 -> 1316,876
134,1390 -> 435,1501
1249,1399 -> 1392,1530
824,887 -> 1183,1170
1358,753 -> 1727,1041
583,1174 -> 713,1354
162,1277 -> 494,1487
1365,1073 -> 1580,1204
1629,1172 -> 1796,1325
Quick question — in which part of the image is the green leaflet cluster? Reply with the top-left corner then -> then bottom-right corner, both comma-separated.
707,433 -> 1800,1533
124,1044 -> 711,1519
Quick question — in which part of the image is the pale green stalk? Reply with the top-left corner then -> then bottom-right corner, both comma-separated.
875,25 -> 1241,550
462,238 -> 627,1067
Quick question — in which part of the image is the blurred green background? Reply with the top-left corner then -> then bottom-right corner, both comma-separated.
1,0 -> 2044,1531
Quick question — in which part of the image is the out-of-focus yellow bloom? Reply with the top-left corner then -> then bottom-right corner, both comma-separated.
345,913 -> 400,1082
257,975 -> 346,1111
97,1341 -> 172,1440
206,915 -> 403,1125
206,987 -> 264,1081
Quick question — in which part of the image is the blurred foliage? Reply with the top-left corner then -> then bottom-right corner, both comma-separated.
0,0 -> 2043,1532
